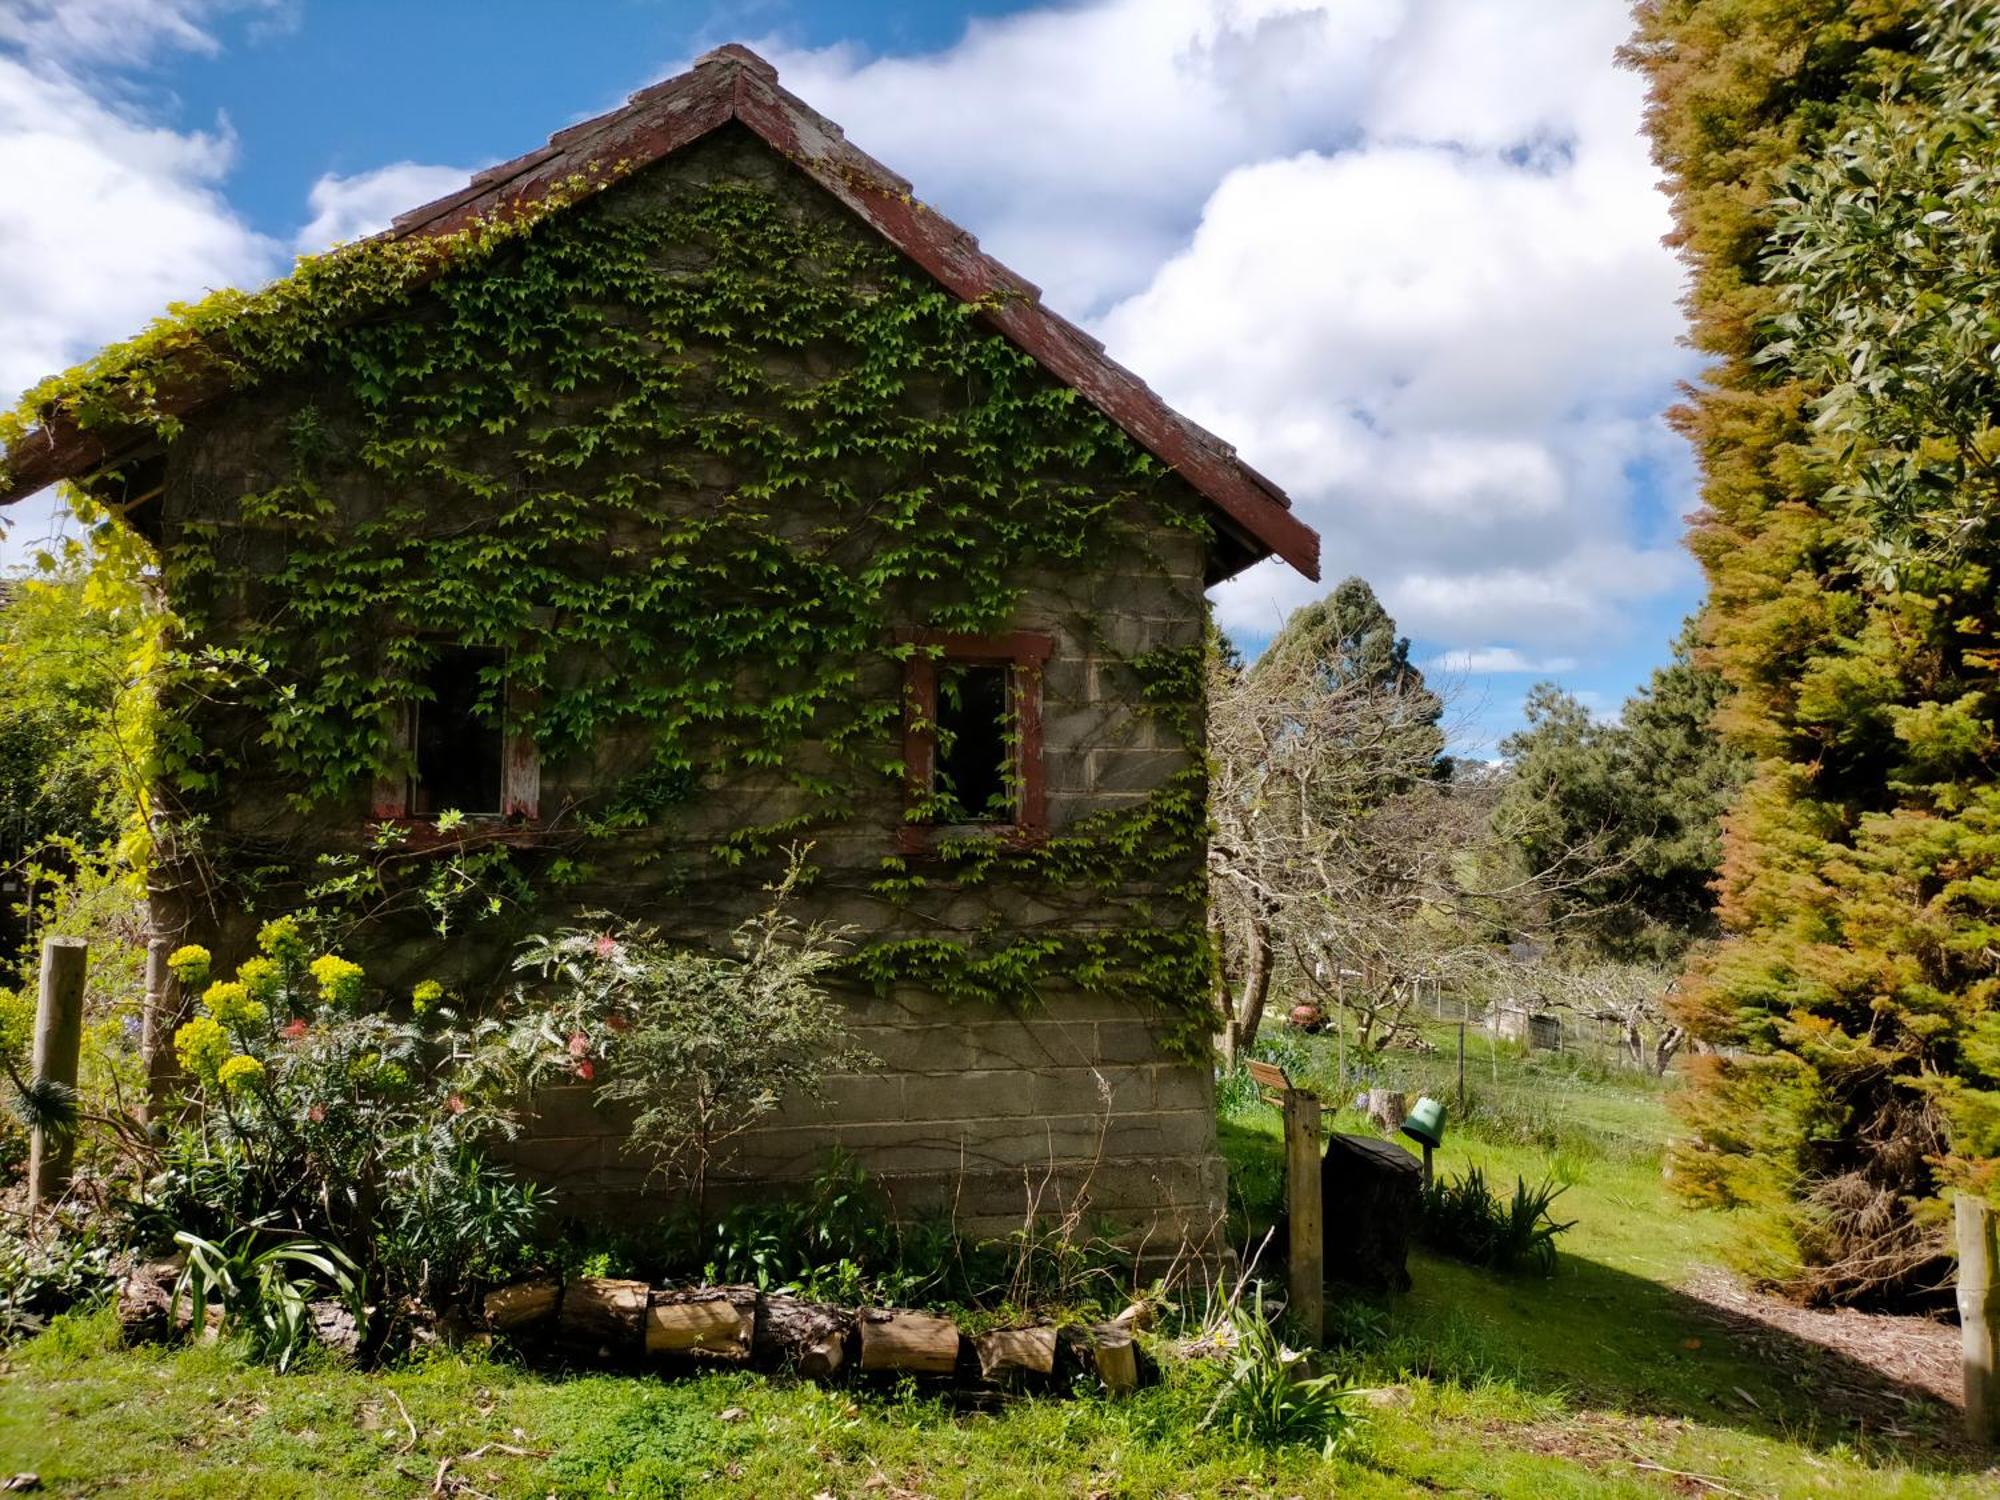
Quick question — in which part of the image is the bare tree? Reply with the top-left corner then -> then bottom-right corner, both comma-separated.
1208,642 -> 1616,1062
1488,957 -> 1684,1074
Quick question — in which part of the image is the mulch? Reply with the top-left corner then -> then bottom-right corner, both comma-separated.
1682,1266 -> 1961,1419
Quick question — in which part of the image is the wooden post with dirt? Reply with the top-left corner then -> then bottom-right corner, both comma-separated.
1958,1194 -> 2000,1445
1282,1085 -> 1324,1345
27,936 -> 87,1212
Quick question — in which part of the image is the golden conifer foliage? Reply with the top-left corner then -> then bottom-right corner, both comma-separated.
1625,1 -> 2000,1304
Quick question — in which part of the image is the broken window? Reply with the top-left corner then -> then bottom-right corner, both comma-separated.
896,631 -> 1051,844
410,646 -> 506,818
933,662 -> 1014,822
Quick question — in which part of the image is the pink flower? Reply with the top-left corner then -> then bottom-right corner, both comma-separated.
574,1059 -> 596,1082
308,1103 -> 326,1124
446,1094 -> 466,1115
567,1031 -> 591,1059
593,933 -> 619,958
281,1018 -> 309,1041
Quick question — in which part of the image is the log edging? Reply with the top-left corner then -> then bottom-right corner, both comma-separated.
476,1275 -> 1149,1392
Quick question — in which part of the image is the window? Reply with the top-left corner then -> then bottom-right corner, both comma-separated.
898,630 -> 1051,847
373,645 -> 538,822
412,647 -> 505,816
933,663 -> 1013,822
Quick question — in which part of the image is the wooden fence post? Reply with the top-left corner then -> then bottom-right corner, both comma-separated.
1958,1195 -> 2000,1445
1456,1020 -> 1466,1113
1283,1087 -> 1324,1345
27,937 -> 87,1212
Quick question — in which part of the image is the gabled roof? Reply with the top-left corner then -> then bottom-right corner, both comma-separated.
0,43 -> 1318,582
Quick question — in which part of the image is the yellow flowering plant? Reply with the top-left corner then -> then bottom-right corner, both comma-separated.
308,954 -> 366,1008
256,915 -> 310,969
173,1015 -> 231,1082
166,944 -> 212,988
201,981 -> 269,1032
217,1054 -> 266,1094
236,956 -> 282,1002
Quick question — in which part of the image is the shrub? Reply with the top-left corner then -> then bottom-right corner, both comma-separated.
143,918 -> 551,1316
510,852 -> 867,1209
1417,1168 -> 1574,1275
1200,1284 -> 1359,1455
172,1228 -> 365,1371
0,1227 -> 120,1343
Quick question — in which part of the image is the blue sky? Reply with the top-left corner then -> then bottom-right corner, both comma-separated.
0,0 -> 1702,754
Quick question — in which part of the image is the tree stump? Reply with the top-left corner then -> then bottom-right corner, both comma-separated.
1321,1132 -> 1422,1292
560,1276 -> 648,1355
1089,1323 -> 1139,1393
647,1286 -> 756,1361
858,1309 -> 960,1374
974,1325 -> 1057,1380
1362,1089 -> 1406,1136
755,1293 -> 854,1378
483,1280 -> 560,1332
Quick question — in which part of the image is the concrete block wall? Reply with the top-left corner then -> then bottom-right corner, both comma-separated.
504,985 -> 1229,1257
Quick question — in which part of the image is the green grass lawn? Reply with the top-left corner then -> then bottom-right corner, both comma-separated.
2,1031 -> 1994,1498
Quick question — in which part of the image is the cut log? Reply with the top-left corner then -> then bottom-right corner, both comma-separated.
1112,1299 -> 1154,1332
647,1286 -> 756,1361
755,1293 -> 854,1378
858,1308 -> 960,1375
974,1324 -> 1056,1380
116,1261 -> 180,1345
560,1276 -> 648,1354
483,1280 -> 560,1332
1090,1323 -> 1139,1393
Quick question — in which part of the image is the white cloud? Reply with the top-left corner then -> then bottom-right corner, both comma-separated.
751,0 -> 1698,690
295,161 -> 476,252
0,0 -> 241,65
0,2 -> 284,568
1431,647 -> 1577,675
761,0 -> 1405,314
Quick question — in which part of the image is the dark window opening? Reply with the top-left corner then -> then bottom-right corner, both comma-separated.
412,647 -> 505,817
933,663 -> 1013,822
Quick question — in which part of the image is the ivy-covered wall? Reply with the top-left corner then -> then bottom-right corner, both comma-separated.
148,125 -> 1226,1240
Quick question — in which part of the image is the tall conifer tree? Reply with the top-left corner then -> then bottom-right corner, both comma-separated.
1628,0 -> 2000,1301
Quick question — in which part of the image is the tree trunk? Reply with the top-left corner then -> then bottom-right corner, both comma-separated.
483,1280 -> 560,1332
1653,1025 -> 1685,1076
1089,1323 -> 1140,1392
974,1325 -> 1057,1379
1232,914 -> 1275,1053
560,1277 -> 648,1355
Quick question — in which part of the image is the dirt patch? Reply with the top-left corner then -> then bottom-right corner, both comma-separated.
1682,1266 -> 1960,1420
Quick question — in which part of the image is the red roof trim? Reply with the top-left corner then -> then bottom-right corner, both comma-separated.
1,45 -> 1318,582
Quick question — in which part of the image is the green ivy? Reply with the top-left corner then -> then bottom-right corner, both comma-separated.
8,145 -> 1218,1045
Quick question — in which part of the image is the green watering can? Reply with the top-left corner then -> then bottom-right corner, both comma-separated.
1401,1095 -> 1446,1150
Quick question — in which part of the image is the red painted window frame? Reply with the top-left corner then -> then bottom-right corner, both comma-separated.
895,629 -> 1052,853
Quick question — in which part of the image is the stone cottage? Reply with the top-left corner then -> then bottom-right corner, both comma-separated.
0,46 -> 1319,1251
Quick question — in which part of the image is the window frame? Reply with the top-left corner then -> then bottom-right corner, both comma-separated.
371,648 -> 540,825
895,629 -> 1051,852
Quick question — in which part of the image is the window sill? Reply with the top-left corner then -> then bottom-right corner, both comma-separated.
367,814 -> 550,851
896,821 -> 1047,856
